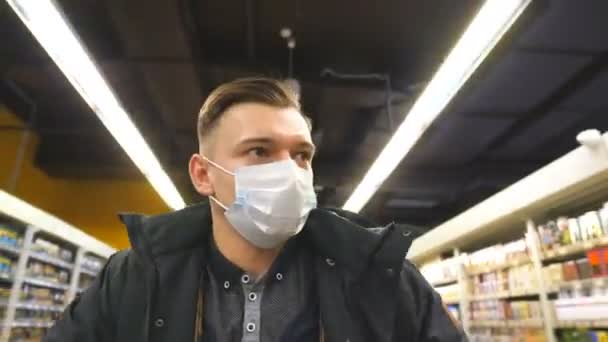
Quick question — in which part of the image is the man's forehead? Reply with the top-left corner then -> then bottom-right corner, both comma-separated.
217,103 -> 312,142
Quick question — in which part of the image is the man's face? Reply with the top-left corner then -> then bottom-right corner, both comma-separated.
189,102 -> 315,206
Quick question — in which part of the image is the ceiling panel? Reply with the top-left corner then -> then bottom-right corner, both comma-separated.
489,110 -> 589,160
407,113 -> 515,166
456,51 -> 591,114
557,68 -> 608,112
516,0 -> 608,51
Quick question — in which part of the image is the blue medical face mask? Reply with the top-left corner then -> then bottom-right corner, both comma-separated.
203,157 -> 317,249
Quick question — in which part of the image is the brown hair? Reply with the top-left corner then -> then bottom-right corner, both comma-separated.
197,78 -> 309,147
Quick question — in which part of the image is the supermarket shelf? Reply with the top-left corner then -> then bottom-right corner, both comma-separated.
471,290 -> 511,301
23,277 -> 70,291
467,257 -> 531,276
11,320 -> 54,328
470,319 -> 544,329
0,198 -> 113,341
548,276 -> 608,293
508,289 -> 541,298
444,298 -> 460,305
555,320 -> 608,329
470,320 -> 508,328
79,267 -> 98,278
430,277 -> 458,287
0,273 -> 13,282
508,319 -> 544,328
470,288 -> 539,301
28,251 -> 75,270
542,236 -> 608,262
0,243 -> 21,256
15,302 -> 64,312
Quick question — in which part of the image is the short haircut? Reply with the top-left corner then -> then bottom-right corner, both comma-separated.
197,77 -> 310,148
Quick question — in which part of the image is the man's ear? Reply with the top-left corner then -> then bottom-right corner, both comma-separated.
189,154 -> 214,196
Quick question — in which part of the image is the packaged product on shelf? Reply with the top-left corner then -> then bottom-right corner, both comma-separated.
543,263 -> 564,284
59,248 -> 74,262
562,261 -> 580,281
568,218 -> 582,244
579,211 -> 604,240
80,276 -> 94,290
11,327 -> 46,341
587,248 -> 607,277
509,263 -> 538,293
557,217 -> 573,246
0,224 -> 20,248
28,261 -> 43,277
600,202 -> 608,235
0,256 -> 13,276
43,264 -> 57,281
575,258 -> 593,279
603,247 -> 608,274
58,269 -> 69,283
538,223 -> 553,250
82,255 -> 105,272
0,286 -> 11,299
32,238 -> 60,257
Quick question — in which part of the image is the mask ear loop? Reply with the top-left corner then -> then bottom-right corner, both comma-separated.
201,155 -> 235,176
201,155 -> 234,210
209,195 -> 228,210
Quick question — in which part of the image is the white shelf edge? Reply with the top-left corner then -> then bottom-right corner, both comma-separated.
15,301 -> 65,312
548,276 -> 608,292
79,267 -> 99,277
0,243 -> 21,256
0,190 -> 116,258
409,132 -> 608,262
22,277 -> 70,291
11,320 -> 54,328
542,236 -> 608,261
555,320 -> 608,328
28,251 -> 75,270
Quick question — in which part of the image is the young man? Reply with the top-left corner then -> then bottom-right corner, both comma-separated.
45,78 -> 466,342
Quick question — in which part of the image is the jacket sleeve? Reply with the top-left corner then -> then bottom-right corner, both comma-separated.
398,261 -> 468,342
43,251 -> 128,342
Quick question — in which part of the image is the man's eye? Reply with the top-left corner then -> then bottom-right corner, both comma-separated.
295,151 -> 312,162
248,147 -> 268,158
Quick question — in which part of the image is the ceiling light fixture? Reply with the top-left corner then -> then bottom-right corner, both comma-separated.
342,0 -> 531,212
0,190 -> 115,257
6,0 -> 185,210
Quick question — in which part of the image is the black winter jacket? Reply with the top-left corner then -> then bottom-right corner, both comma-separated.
44,201 -> 466,342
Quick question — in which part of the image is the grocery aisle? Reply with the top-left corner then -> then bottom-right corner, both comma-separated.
416,136 -> 608,342
0,192 -> 113,342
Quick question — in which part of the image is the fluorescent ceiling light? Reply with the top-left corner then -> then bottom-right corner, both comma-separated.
343,0 -> 531,212
0,190 -> 116,257
6,0 -> 185,210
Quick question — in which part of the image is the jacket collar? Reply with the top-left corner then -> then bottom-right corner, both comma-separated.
119,200 -> 414,274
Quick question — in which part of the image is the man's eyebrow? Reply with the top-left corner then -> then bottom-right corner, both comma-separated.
237,137 -> 275,145
236,136 -> 316,154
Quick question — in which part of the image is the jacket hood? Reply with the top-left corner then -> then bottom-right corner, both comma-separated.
118,200 -> 414,274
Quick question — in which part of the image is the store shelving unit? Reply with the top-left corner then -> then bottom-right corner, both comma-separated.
413,132 -> 608,342
0,191 -> 115,342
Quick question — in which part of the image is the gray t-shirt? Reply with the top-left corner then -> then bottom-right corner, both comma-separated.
202,237 -> 319,342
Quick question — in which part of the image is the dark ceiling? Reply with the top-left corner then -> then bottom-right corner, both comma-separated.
1,0 -> 607,231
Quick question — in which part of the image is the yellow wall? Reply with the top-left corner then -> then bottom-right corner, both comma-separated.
0,106 -> 170,249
